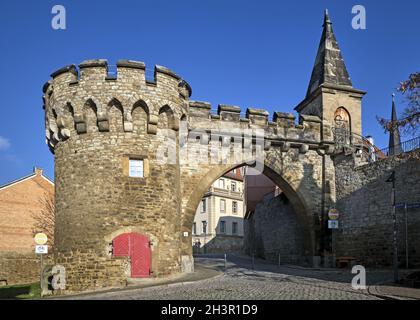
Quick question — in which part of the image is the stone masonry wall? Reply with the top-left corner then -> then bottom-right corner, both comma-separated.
334,151 -> 420,267
46,60 -> 187,292
0,252 -> 40,286
200,235 -> 244,254
44,59 -> 336,293
244,193 -> 307,265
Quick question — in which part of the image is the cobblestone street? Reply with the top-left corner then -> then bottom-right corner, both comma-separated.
62,255 -> 411,300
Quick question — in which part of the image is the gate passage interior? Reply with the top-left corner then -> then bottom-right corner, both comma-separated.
112,232 -> 151,278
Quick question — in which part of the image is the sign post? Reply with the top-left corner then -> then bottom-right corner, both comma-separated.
405,203 -> 408,269
34,233 -> 48,297
328,209 -> 339,267
386,171 -> 399,283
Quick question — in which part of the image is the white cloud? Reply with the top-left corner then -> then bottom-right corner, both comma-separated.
0,136 -> 10,151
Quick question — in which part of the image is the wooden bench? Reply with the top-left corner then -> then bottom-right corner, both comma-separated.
336,256 -> 357,268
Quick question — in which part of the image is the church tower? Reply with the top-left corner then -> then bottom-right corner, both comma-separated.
295,10 -> 366,137
388,94 -> 402,155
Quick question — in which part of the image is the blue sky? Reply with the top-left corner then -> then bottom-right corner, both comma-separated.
0,0 -> 418,184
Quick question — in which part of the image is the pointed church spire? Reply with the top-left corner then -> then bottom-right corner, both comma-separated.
324,8 -> 331,25
388,94 -> 402,155
306,10 -> 353,97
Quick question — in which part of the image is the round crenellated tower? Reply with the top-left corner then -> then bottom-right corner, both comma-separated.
43,59 -> 192,292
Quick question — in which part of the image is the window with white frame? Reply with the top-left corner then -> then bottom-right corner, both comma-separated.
219,179 -> 225,189
202,221 -> 207,234
232,201 -> 238,214
201,199 -> 206,213
220,199 -> 226,212
129,159 -> 144,178
231,181 -> 236,192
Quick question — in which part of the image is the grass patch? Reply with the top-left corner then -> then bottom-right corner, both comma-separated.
0,282 -> 41,300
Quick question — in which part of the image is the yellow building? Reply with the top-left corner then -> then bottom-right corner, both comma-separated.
192,169 -> 244,254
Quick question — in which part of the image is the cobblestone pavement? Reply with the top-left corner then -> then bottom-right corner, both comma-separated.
64,254 -> 410,300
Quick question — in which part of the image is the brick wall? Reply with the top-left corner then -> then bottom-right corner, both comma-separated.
0,171 -> 53,253
0,169 -> 54,285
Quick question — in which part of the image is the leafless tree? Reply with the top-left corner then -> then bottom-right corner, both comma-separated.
378,72 -> 420,137
32,191 -> 55,250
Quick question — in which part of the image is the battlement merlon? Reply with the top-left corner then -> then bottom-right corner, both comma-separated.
44,59 -> 192,102
188,101 -> 334,150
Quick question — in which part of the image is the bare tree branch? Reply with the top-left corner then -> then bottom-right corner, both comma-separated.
31,191 -> 55,250
378,72 -> 420,137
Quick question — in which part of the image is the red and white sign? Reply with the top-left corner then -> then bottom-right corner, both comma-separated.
328,209 -> 340,220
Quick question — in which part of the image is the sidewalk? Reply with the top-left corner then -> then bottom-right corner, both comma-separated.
46,264 -> 222,299
368,285 -> 420,300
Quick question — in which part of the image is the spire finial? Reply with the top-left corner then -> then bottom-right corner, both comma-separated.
324,8 -> 332,26
389,93 -> 402,155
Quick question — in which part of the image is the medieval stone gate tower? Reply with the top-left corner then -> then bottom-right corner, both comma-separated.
43,61 -> 193,291
42,11 -> 365,292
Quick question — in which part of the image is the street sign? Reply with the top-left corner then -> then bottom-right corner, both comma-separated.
328,220 -> 339,229
395,202 -> 420,209
328,209 -> 339,220
34,233 -> 48,245
35,245 -> 48,254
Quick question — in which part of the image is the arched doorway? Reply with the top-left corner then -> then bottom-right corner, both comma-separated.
112,232 -> 151,278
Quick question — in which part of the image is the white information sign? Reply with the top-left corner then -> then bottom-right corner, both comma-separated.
35,245 -> 48,254
328,220 -> 339,229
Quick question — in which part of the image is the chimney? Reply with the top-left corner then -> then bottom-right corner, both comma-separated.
365,135 -> 374,146
34,167 -> 43,176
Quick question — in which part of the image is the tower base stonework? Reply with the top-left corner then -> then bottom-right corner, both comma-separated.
46,60 -> 189,292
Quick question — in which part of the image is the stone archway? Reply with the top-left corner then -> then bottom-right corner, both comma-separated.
180,148 -> 323,262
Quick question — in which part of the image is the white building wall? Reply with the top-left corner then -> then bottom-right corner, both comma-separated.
192,173 -> 245,251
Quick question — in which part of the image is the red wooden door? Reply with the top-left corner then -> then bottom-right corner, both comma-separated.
113,232 -> 151,278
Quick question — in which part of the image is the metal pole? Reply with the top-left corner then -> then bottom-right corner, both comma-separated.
40,253 -> 43,297
331,228 -> 334,268
391,176 -> 399,283
405,203 -> 409,269
252,253 -> 255,270
224,253 -> 227,271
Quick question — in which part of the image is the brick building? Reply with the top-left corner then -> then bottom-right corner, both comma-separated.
0,167 -> 54,285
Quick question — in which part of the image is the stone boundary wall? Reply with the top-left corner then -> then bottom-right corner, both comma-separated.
244,193 -> 307,265
0,252 -> 45,286
334,151 -> 420,267
202,235 -> 244,254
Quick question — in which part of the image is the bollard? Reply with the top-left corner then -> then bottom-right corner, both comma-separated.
224,253 -> 227,271
252,254 -> 255,270
278,253 -> 281,268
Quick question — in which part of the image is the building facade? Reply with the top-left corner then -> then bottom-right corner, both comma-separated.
0,167 -> 54,285
192,169 -> 245,254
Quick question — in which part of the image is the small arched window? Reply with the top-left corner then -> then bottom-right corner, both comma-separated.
334,107 -> 351,132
